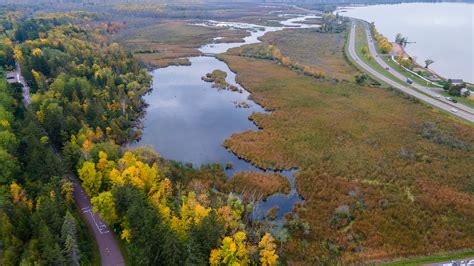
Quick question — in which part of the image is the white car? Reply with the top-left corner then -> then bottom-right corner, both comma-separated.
436,95 -> 441,98
450,108 -> 458,113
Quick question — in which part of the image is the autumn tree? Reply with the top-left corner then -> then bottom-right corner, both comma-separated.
78,161 -> 101,196
258,233 -> 278,266
209,231 -> 250,266
91,191 -> 117,226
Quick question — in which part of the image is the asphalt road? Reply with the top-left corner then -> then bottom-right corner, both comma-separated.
358,20 -> 474,115
348,21 -> 474,123
69,176 -> 125,266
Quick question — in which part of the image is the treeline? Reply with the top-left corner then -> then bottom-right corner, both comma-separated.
240,44 -> 326,79
369,22 -> 392,54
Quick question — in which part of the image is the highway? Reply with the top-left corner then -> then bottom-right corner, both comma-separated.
347,21 -> 474,123
358,20 -> 474,115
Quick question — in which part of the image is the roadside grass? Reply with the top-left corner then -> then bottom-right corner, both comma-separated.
438,90 -> 474,108
380,55 -> 474,108
381,55 -> 440,88
381,250 -> 474,266
260,28 -> 358,81
219,45 -> 474,263
353,22 -> 408,87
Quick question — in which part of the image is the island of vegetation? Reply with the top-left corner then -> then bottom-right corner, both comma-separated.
202,69 -> 241,92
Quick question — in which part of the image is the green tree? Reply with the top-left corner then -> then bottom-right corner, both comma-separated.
61,211 -> 80,266
424,59 -> 434,68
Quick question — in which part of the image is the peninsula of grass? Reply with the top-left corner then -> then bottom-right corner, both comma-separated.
227,171 -> 291,200
261,28 -> 358,81
218,27 -> 473,263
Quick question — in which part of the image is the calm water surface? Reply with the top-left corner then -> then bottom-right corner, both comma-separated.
339,2 -> 474,83
138,15 -> 320,219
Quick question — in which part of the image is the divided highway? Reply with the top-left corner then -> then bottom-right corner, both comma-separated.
347,21 -> 474,123
358,20 -> 474,115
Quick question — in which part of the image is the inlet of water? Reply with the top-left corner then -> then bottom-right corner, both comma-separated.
138,14 -> 320,220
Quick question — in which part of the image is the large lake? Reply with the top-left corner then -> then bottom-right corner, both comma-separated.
339,2 -> 474,83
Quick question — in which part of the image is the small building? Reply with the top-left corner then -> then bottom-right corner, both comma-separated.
6,72 -> 16,84
451,79 -> 464,86
460,88 -> 471,97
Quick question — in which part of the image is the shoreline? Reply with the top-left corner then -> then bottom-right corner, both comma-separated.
336,3 -> 474,84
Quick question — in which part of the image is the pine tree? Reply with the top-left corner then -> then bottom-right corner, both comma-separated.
61,211 -> 80,266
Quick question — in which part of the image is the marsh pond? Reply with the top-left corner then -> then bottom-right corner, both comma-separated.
137,14 -> 320,220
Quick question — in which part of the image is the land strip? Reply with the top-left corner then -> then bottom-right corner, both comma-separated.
347,20 -> 474,122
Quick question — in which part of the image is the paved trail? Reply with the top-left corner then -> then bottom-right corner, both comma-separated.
69,176 -> 125,266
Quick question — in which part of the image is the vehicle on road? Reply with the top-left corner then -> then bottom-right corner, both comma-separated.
406,78 -> 413,84
385,67 -> 389,70
436,95 -> 441,98
446,97 -> 458,103
450,108 -> 458,113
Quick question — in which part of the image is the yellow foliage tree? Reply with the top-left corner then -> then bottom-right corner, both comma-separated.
78,161 -> 101,196
170,192 -> 211,238
209,231 -> 249,266
91,191 -> 117,226
258,233 -> 278,266
10,182 -> 33,210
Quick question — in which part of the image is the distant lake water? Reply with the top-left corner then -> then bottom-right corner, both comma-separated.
338,2 -> 474,83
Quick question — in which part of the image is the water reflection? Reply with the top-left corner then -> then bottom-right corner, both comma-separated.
338,2 -> 474,83
138,15 -> 319,219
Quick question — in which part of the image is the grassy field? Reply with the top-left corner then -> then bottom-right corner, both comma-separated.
218,26 -> 474,263
261,28 -> 358,81
226,171 -> 291,200
111,20 -> 249,67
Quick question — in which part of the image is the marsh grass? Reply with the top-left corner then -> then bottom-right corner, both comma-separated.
218,43 -> 473,262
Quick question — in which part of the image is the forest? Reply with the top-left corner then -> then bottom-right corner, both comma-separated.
0,8 -> 284,266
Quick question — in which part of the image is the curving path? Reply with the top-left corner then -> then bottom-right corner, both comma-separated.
69,176 -> 125,266
347,20 -> 474,123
